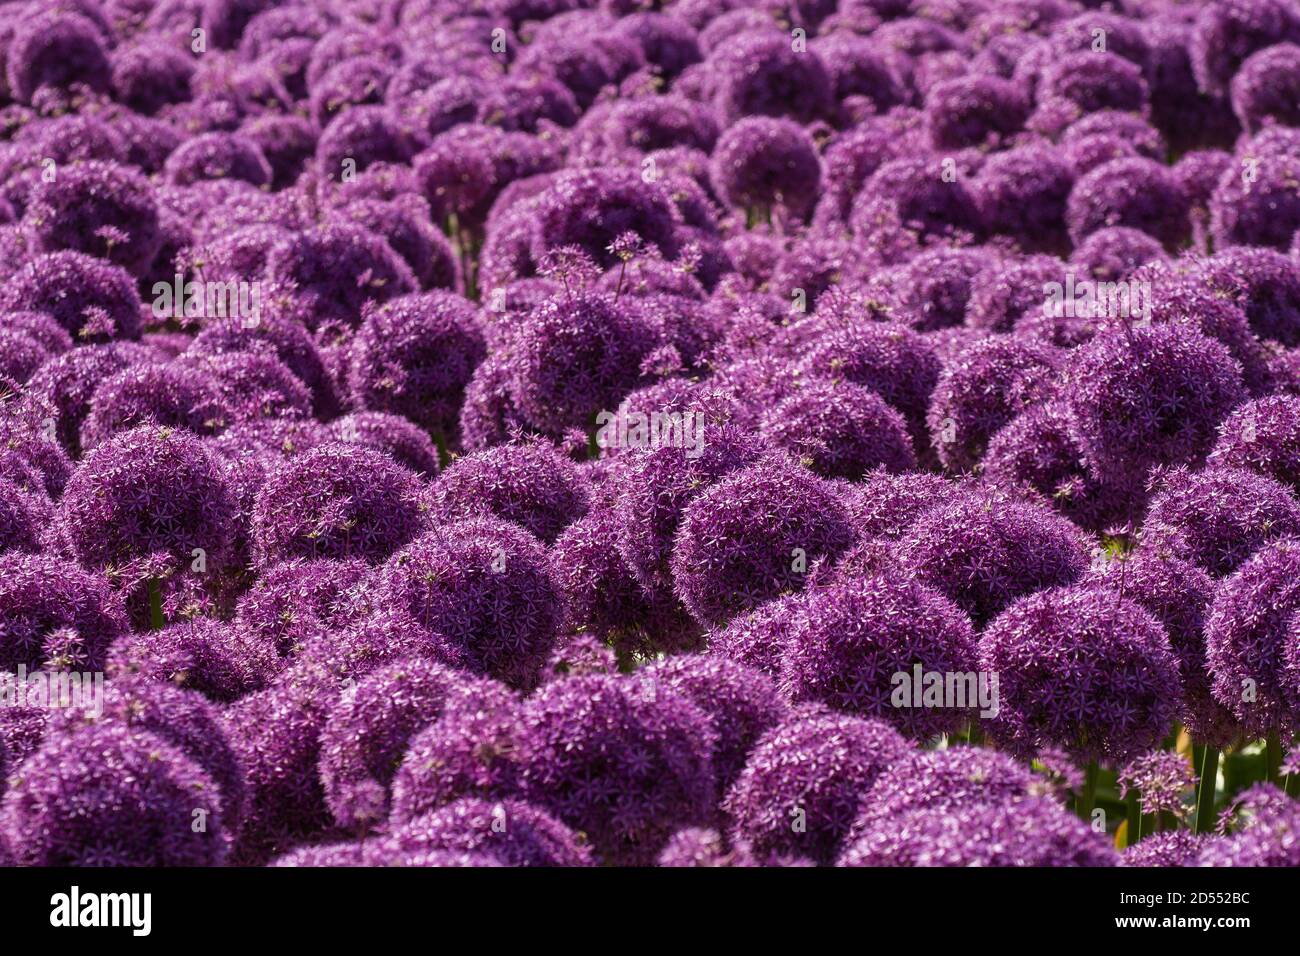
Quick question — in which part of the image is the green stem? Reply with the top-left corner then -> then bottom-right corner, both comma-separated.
431,429 -> 450,472
966,722 -> 984,747
1076,760 -> 1100,821
147,578 -> 164,631
1267,733 -> 1283,786
1126,789 -> 1142,847
1195,746 -> 1219,834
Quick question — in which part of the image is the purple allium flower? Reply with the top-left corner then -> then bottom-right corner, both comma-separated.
79,362 -> 229,452
5,11 -> 110,105
21,342 -> 154,455
0,478 -> 47,557
107,617 -> 277,704
1062,324 -> 1248,482
972,146 -> 1074,254
531,168 -> 680,272
849,156 -> 985,262
864,248 -> 993,333
642,653 -> 786,790
543,631 -> 618,683
1124,830 -> 1203,867
163,131 -> 273,189
110,39 -> 194,115
234,557 -> 368,657
60,424 -> 234,586
373,517 -> 562,688
979,585 -> 1182,763
898,490 -> 1089,626
812,108 -> 928,227
1,310 -> 72,355
1210,396 -> 1300,493
1065,157 -> 1190,250
348,291 -> 485,439
241,114 -> 317,189
657,827 -> 757,867
181,351 -> 314,426
1231,43 -> 1300,132
1039,50 -> 1149,118
1073,227 -> 1168,282
1191,0 -> 1300,96
506,292 -> 656,434
1143,467 -> 1300,577
0,328 -> 50,386
430,441 -> 589,544
319,658 -> 514,830
798,319 -> 942,443
925,75 -> 1028,150
1194,247 -> 1300,347
0,724 -> 227,866
23,160 -> 161,276
0,551 -> 126,673
964,255 -> 1066,334
671,456 -> 855,628
0,251 -> 142,343
707,30 -> 832,124
1198,783 -> 1300,866
377,798 -> 591,867
250,441 -> 424,569
759,378 -> 915,480
1205,538 -> 1300,738
325,412 -> 440,477
514,672 -> 715,865
839,794 -> 1118,867
709,117 -> 821,221
48,680 -> 246,831
187,313 -> 339,419
1117,750 -> 1196,819
1209,134 -> 1300,251
332,197 -> 458,292
928,335 -> 1061,472
265,221 -> 418,335
724,710 -> 910,866
308,56 -> 394,129
316,106 -> 413,183
780,573 -> 979,738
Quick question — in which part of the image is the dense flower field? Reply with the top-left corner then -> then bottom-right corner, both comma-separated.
0,0 -> 1299,869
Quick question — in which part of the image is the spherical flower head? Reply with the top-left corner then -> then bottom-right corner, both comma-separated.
979,584 -> 1181,763
0,251 -> 142,343
839,794 -> 1117,867
849,156 -> 984,262
898,491 -> 1089,626
332,198 -> 458,293
162,131 -> 272,189
1191,0 -> 1300,96
515,673 -> 715,865
1198,783 -> 1300,866
505,292 -> 656,435
22,160 -> 161,276
1209,140 -> 1300,251
1194,247 -> 1300,347
1230,42 -> 1300,131
1143,467 -> 1300,577
971,146 -> 1073,253
1,310 -> 72,355
60,425 -> 234,589
1039,49 -> 1149,118
250,441 -> 424,570
241,114 -> 316,190
0,477 -> 47,557
348,291 -> 485,438
928,335 -> 1061,472
233,557 -> 368,657
319,658 -> 514,830
390,692 -> 529,822
1117,750 -> 1196,820
514,29 -> 643,112
107,617 -> 277,704
265,221 -> 417,334
725,710 -> 910,866
79,362 -> 230,452
181,351 -> 313,427
838,473 -> 959,544
706,29 -> 831,124
864,248 -> 993,333
316,105 -> 412,184
1073,227 -> 1167,282
0,552 -> 126,673
709,117 -> 821,221
373,517 -> 562,688
759,378 -> 916,480
798,319 -> 942,443
326,412 -> 440,478
1066,157 -> 1190,250
377,798 -> 591,867
780,573 -> 979,739
429,441 -> 590,544
1121,829 -> 1202,867
532,168 -> 680,272
6,11 -> 110,105
1210,396 -> 1300,493
0,723 -> 226,866
671,456 -> 855,628
0,328 -> 50,386
110,38 -> 194,115
1062,324 -> 1248,482
923,75 -> 1028,150
642,653 -> 786,791
1205,538 -> 1300,737
307,55 -> 393,129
